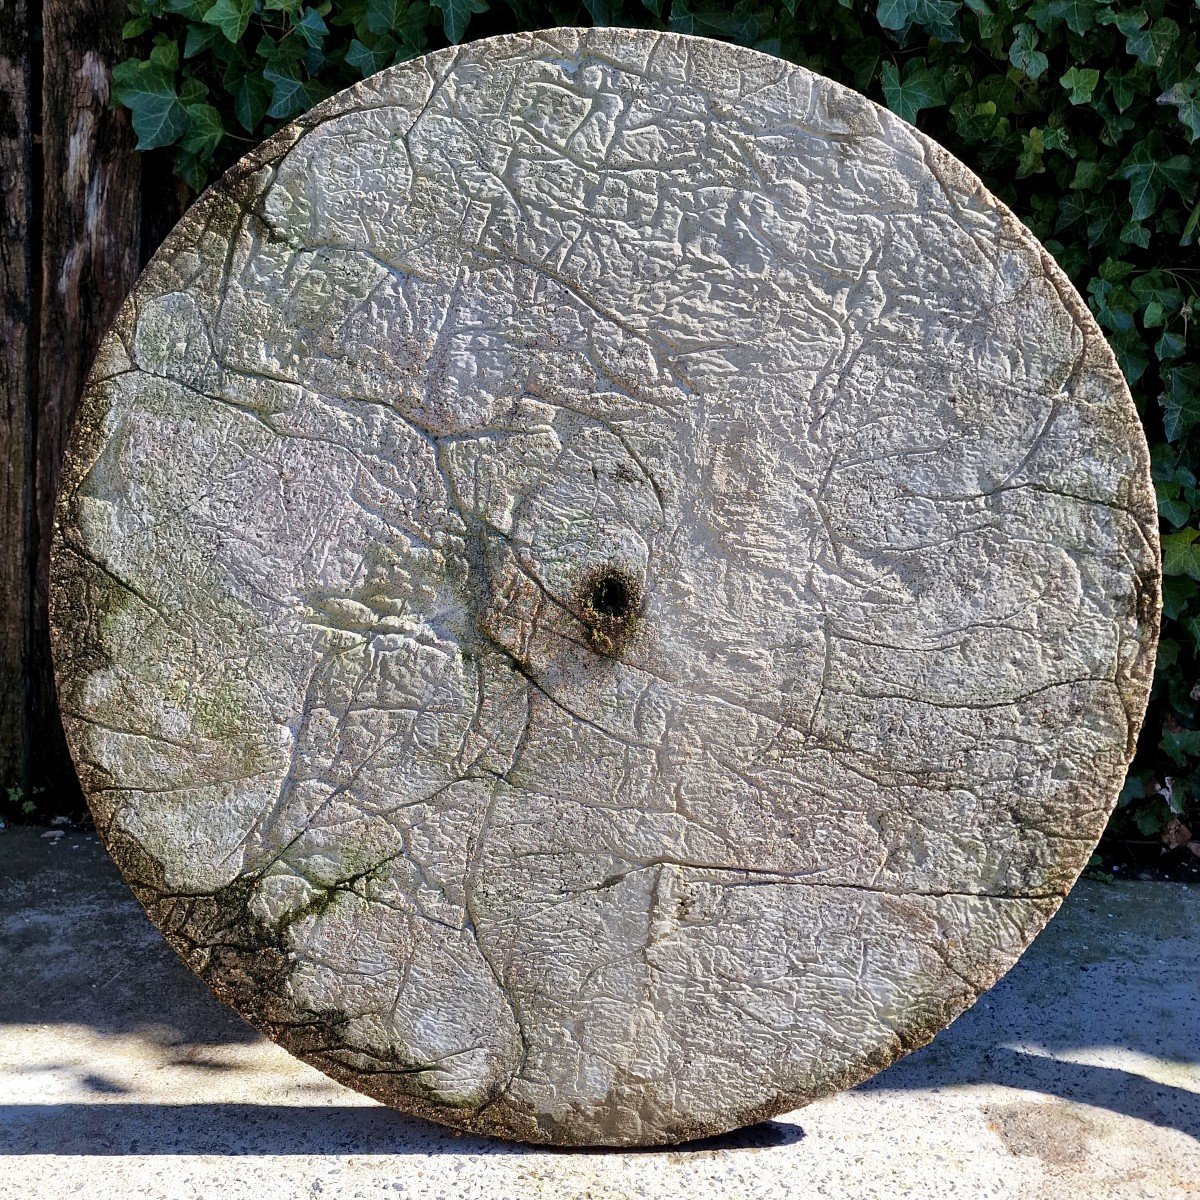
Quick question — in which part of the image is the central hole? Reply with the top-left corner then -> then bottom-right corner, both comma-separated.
590,574 -> 632,620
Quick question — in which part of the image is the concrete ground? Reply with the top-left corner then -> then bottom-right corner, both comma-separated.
1,826 -> 1197,1199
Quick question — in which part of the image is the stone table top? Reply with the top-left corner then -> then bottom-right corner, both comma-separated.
50,27 -> 1158,1146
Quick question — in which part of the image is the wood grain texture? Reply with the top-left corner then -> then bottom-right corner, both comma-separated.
31,0 -> 140,797
0,0 -> 35,800
51,29 -> 1161,1147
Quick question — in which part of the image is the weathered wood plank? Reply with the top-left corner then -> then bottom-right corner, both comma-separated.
33,0 -> 141,800
0,0 -> 36,805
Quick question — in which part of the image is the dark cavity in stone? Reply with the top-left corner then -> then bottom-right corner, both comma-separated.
577,565 -> 642,655
590,573 -> 633,620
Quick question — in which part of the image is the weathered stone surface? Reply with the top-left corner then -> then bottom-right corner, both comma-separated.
49,27 -> 1159,1147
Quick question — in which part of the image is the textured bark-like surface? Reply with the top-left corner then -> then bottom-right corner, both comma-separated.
34,0 -> 141,797
0,0 -> 35,798
51,29 -> 1161,1147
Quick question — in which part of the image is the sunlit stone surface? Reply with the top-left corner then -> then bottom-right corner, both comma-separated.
50,27 -> 1159,1147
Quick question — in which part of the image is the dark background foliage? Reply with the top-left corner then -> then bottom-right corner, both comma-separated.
108,0 -> 1199,871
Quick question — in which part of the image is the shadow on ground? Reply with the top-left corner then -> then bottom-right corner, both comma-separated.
0,1102 -> 805,1157
2,827 -> 1196,1154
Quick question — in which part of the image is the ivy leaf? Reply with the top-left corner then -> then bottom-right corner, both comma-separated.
964,0 -> 1001,39
1120,220 -> 1151,249
1081,196 -> 1120,249
1120,774 -> 1149,805
1163,726 -> 1200,766
1162,576 -> 1197,621
668,0 -> 759,40
1119,148 -> 1193,222
1163,529 -> 1200,579
911,0 -> 960,41
346,35 -> 396,76
1018,127 -> 1046,177
1153,447 -> 1199,494
232,70 -> 271,130
148,36 -> 180,72
176,152 -> 207,192
430,0 -> 487,43
950,96 -> 1002,144
263,61 -> 325,118
1059,66 -> 1099,105
1055,191 -> 1090,232
1019,124 -> 1071,177
1157,329 -> 1187,361
1098,8 -> 1147,39
1099,258 -> 1136,284
263,64 -> 304,120
1068,161 -> 1103,191
1041,124 -> 1072,158
296,8 -> 329,47
876,0 -> 916,31
1028,0 -> 1095,36
1109,70 -> 1138,113
843,43 -> 881,92
880,60 -> 944,125
1111,327 -> 1150,387
179,75 -> 207,106
183,23 -> 223,57
1133,798 -> 1169,835
1159,73 -> 1200,143
1127,16 -> 1179,67
1008,23 -> 1049,80
1089,274 -> 1135,332
111,57 -> 188,149
1163,365 -> 1200,442
122,16 -> 153,38
1183,202 -> 1200,248
1159,488 -> 1192,529
1131,272 -> 1183,320
202,0 -> 254,44
181,102 -> 224,157
365,0 -> 405,35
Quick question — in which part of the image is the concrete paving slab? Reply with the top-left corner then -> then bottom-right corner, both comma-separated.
1,826 -> 1197,1199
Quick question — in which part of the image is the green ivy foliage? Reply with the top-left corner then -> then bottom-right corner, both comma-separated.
113,0 -> 1200,852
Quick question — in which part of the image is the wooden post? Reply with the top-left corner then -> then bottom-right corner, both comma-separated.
31,0 -> 141,803
0,0 -> 36,809
0,0 -> 143,815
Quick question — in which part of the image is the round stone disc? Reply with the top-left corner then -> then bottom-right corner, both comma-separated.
51,27 -> 1159,1147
